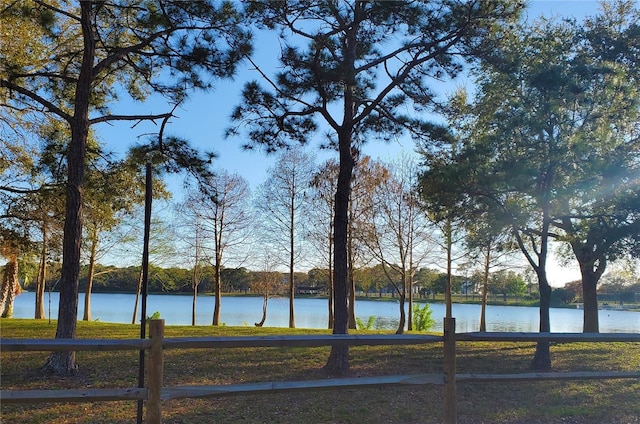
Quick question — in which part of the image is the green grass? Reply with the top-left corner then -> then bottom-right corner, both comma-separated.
1,319 -> 639,423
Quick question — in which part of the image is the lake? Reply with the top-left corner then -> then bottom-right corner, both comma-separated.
9,291 -> 640,333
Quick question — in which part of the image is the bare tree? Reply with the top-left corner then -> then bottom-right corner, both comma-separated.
308,160 -> 338,329
364,155 -> 434,333
177,171 -> 253,326
347,156 -> 389,328
252,250 -> 285,327
128,213 -> 179,325
171,209 -> 206,326
191,222 -> 205,326
463,220 -> 520,332
255,148 -> 314,328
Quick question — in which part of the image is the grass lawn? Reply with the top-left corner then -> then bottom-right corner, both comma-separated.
1,319 -> 639,423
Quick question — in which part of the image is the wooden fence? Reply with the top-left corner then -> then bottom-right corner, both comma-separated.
2,318 -> 639,424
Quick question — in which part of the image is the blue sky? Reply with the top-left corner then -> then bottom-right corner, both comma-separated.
93,1 -> 612,284
95,1 -> 607,191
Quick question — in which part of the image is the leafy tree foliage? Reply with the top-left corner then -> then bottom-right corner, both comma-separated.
220,267 -> 253,292
414,268 -> 442,299
419,2 -> 639,368
306,268 -> 331,291
229,0 -> 521,375
487,270 -> 526,301
1,113 -> 67,319
548,1 -> 640,332
81,155 -> 159,321
552,280 -> 582,305
1,0 -> 250,374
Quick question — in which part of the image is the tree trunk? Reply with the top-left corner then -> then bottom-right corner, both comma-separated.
479,244 -> 490,332
571,244 -> 604,333
396,293 -> 406,335
324,4 -> 359,375
530,208 -> 554,371
213,258 -> 222,325
255,295 -> 268,327
324,129 -> 354,376
445,219 -> 453,319
192,250 -> 199,326
83,226 -> 98,321
44,120 -> 84,373
531,275 -> 552,371
192,281 -> 197,327
407,274 -> 413,331
43,0 -> 94,375
328,237 -> 334,329
407,214 -> 415,331
1,257 -> 20,318
347,246 -> 356,330
581,271 -> 600,333
347,198 -> 356,330
132,269 -> 143,324
289,194 -> 296,329
35,225 -> 47,319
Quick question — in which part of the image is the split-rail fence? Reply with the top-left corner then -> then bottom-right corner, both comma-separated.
2,318 -> 639,423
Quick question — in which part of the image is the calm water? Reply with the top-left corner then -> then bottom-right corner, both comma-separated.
9,291 -> 640,333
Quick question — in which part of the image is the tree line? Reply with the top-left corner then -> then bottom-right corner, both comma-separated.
12,259 -> 637,306
18,263 -> 537,300
2,1 -> 638,377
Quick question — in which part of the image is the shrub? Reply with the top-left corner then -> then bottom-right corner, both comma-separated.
356,315 -> 376,330
412,303 -> 435,332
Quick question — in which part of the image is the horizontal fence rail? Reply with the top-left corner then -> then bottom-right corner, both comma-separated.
455,332 -> 640,343
1,387 -> 148,403
1,319 -> 639,424
160,333 -> 444,349
0,334 -> 443,352
456,371 -> 640,383
1,338 -> 151,352
161,374 -> 447,401
5,332 -> 636,353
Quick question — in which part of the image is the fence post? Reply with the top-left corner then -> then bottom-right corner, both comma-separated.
146,319 -> 165,424
443,317 -> 456,424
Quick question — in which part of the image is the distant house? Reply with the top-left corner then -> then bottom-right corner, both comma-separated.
460,280 -> 476,295
296,286 -> 324,295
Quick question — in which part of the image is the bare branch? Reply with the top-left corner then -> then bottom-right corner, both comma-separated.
89,112 -> 173,126
0,80 -> 73,123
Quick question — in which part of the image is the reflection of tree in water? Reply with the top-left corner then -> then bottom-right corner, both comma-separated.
356,316 -> 400,331
375,317 -> 400,331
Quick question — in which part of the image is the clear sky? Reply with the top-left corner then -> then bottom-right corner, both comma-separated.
93,1 -> 612,285
96,1 -> 607,188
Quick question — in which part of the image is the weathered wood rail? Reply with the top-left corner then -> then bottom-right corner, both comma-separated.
1,318 -> 639,424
